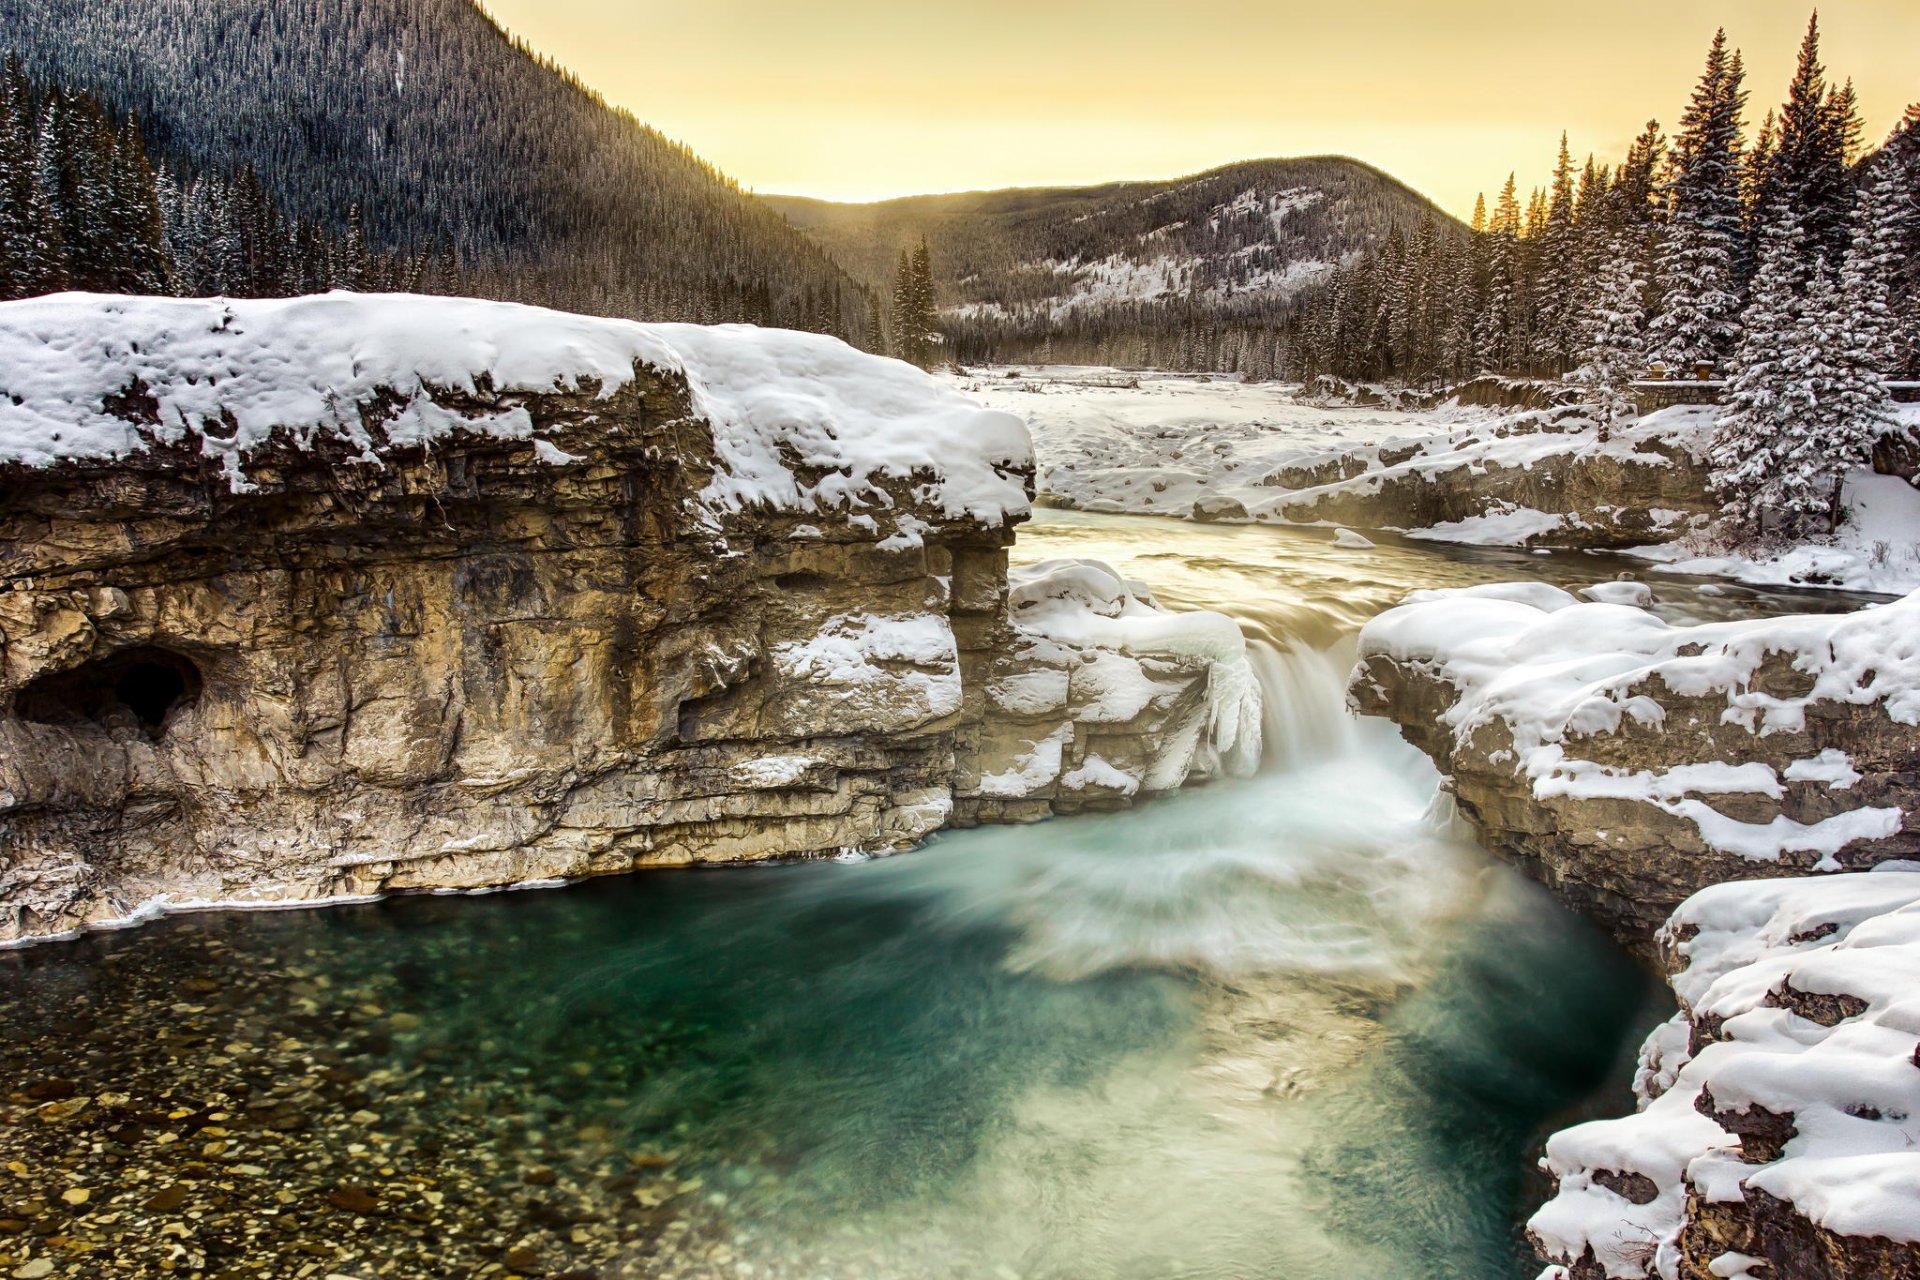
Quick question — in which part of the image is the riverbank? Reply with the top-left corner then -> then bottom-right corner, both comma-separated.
949,366 -> 1920,597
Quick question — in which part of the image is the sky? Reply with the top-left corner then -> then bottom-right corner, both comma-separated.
480,0 -> 1919,220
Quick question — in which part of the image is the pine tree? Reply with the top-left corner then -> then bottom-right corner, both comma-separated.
111,114 -> 171,293
1764,14 -> 1857,264
1532,133 -> 1582,374
1574,231 -> 1648,441
1810,163 -> 1904,512
1613,120 -> 1668,228
1651,30 -> 1747,374
1710,206 -> 1818,539
1881,105 -> 1920,376
0,59 -> 35,297
887,240 -> 940,369
1475,175 -> 1522,372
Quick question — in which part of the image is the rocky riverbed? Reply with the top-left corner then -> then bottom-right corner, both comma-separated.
0,920 -> 761,1280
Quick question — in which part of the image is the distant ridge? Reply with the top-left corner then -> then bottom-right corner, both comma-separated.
763,157 -> 1465,369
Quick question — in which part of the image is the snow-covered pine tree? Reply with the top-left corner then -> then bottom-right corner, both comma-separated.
1810,162 -> 1905,514
1761,14 -> 1859,265
1740,109 -> 1778,287
1574,230 -> 1648,442
1651,29 -> 1747,374
1532,134 -> 1582,374
1710,205 -> 1815,539
1474,175 -> 1522,372
1879,104 -> 1920,377
110,114 -> 172,294
0,61 -> 35,296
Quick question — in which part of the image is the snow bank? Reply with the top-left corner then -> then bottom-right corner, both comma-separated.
0,292 -> 1032,523
772,611 -> 963,731
1357,584 -> 1920,866
1532,870 -> 1920,1278
1631,449 -> 1920,597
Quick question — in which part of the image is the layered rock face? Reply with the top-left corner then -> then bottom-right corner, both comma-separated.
0,294 -> 1258,944
1261,407 -> 1717,548
1349,583 -> 1920,947
1349,582 -> 1920,1279
1532,874 -> 1920,1280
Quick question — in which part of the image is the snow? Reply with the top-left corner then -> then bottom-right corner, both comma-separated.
993,559 -> 1264,788
1531,871 -> 1920,1277
947,365 -> 1430,519
1405,505 -> 1569,547
1357,583 -> 1920,863
952,367 -> 1918,594
0,292 -> 1033,526
1631,449 -> 1920,596
772,612 -> 962,728
729,755 -> 821,788
1330,527 -> 1374,549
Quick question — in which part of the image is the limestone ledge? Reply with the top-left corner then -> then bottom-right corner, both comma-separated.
0,307 -> 1256,944
1349,583 -> 1920,950
1258,407 -> 1717,549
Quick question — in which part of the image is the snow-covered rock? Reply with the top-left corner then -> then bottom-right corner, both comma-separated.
1350,584 -> 1920,944
962,560 -> 1262,816
0,293 -> 1252,945
0,291 -> 1033,525
1263,406 -> 1718,549
1532,871 -> 1920,1280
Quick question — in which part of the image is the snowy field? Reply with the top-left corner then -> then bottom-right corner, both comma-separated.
947,365 -> 1458,517
950,365 -> 1920,597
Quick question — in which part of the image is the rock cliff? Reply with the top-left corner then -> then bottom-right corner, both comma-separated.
0,293 -> 1259,944
1348,581 -> 1920,1279
1349,583 -> 1920,947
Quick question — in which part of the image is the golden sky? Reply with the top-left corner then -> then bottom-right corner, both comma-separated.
481,0 -> 1920,220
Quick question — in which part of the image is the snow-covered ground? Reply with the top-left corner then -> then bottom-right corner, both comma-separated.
947,365 -> 1450,517
1630,462 -> 1920,596
0,292 -> 1034,526
952,365 -> 1920,596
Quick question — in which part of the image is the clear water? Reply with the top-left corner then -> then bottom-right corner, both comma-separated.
2,512 -> 1870,1279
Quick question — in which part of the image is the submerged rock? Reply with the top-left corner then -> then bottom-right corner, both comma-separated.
0,294 -> 1259,944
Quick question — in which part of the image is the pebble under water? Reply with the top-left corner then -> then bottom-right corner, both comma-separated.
1,512 -> 1872,1280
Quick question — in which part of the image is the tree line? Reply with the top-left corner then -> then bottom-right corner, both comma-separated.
0,57 -> 470,302
1,0 -> 875,335
1292,15 -> 1919,542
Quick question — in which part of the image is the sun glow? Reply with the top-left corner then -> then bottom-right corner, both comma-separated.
480,0 -> 1919,218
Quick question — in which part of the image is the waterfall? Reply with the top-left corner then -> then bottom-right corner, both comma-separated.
1245,636 -> 1360,773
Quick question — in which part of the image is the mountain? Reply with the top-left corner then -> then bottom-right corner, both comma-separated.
763,158 -> 1466,370
0,0 -> 871,334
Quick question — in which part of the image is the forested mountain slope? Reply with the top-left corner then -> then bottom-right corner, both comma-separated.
764,158 -> 1464,369
0,0 -> 871,333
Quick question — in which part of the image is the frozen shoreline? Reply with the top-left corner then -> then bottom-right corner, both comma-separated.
952,365 -> 1920,597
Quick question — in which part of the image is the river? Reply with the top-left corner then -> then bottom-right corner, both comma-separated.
0,511 -> 1875,1280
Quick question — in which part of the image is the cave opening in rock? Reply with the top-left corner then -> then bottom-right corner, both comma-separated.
13,647 -> 204,740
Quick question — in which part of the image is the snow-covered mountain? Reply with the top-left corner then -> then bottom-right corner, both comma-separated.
0,0 -> 871,333
764,158 -> 1464,367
